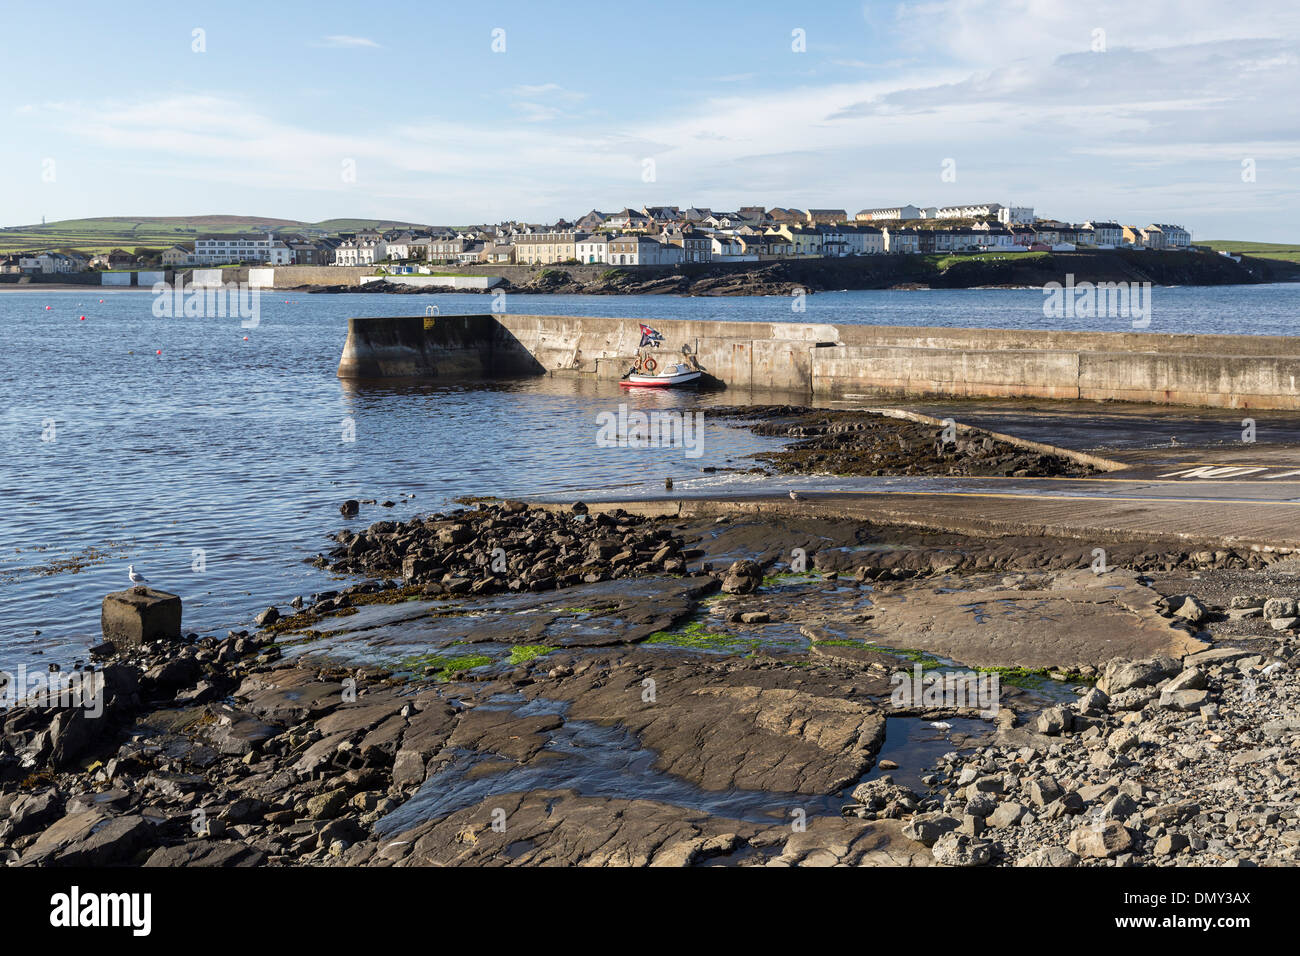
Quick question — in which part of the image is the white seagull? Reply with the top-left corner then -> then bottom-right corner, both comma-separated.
128,565 -> 148,585
789,490 -> 804,502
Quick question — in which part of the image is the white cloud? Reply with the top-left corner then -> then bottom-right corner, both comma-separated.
316,35 -> 381,49
514,83 -> 562,96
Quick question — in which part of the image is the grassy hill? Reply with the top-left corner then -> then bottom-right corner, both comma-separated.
1201,240 -> 1300,264
1200,240 -> 1300,282
0,215 -> 426,253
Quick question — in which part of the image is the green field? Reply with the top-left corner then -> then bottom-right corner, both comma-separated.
0,215 -> 427,254
926,250 -> 1050,270
1201,240 -> 1300,264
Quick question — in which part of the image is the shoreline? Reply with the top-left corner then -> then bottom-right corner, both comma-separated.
5,247 -> 1296,298
5,407 -> 1300,867
2,496 -> 1291,867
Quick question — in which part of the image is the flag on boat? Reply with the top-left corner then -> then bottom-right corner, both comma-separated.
638,323 -> 664,348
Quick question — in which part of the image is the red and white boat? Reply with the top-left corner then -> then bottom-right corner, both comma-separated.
619,360 -> 702,388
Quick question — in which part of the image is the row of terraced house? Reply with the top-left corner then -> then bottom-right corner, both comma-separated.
6,204 -> 1191,274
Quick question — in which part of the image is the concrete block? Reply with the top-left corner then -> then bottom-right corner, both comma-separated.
101,587 -> 182,646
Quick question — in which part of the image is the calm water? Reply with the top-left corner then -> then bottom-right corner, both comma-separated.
2,283 -> 1297,669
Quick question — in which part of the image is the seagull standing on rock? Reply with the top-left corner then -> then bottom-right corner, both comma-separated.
128,565 -> 148,586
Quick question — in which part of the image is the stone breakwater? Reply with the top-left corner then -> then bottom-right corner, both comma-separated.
703,405 -> 1102,478
340,314 -> 1300,410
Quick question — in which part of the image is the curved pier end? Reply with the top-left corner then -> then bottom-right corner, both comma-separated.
337,314 -> 523,381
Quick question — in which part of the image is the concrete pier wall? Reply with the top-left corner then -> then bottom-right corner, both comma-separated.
338,314 -> 1300,409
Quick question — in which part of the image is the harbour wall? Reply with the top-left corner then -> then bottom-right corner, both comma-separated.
338,314 -> 1300,409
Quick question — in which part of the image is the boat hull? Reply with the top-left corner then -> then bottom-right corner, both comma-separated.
618,371 -> 702,388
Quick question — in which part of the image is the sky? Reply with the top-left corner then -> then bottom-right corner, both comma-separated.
1,0 -> 1298,240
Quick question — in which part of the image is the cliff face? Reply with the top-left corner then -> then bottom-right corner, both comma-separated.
497,249 -> 1274,296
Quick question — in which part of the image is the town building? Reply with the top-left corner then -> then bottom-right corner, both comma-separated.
768,224 -> 823,256
855,205 -> 922,222
997,206 -> 1035,224
661,226 -> 712,263
456,242 -> 485,264
515,231 -> 583,265
934,203 -> 1004,220
332,237 -> 389,266
576,235 -> 610,264
480,242 -> 515,264
607,235 -> 681,265
159,246 -> 192,267
602,209 -> 651,232
1151,223 -> 1190,248
426,236 -> 474,262
805,208 -> 848,225
106,249 -> 138,270
193,233 -> 274,265
575,210 -> 608,232
1084,221 -> 1123,247
287,242 -> 329,265
882,226 -> 920,254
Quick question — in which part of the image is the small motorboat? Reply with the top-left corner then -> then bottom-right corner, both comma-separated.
619,360 -> 702,388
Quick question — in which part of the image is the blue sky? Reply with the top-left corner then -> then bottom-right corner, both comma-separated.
2,0 -> 1298,239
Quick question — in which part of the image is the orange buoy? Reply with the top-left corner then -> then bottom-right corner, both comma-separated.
79,316 -> 86,321
156,349 -> 162,355
243,336 -> 249,341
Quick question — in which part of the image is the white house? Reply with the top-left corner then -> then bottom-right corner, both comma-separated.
27,251 -> 85,274
997,206 -> 1034,224
710,235 -> 758,262
383,233 -> 415,261
193,233 -> 275,265
934,203 -> 1004,220
576,235 -> 610,264
855,204 -> 921,222
333,237 -> 389,266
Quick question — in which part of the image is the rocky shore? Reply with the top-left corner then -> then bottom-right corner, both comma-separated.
879,632 -> 1299,866
3,493 -> 1296,867
285,248 -> 1267,298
